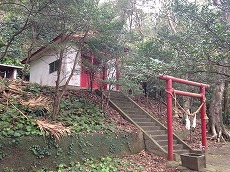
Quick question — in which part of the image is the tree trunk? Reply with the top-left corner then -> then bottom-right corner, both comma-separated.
52,44 -> 65,120
223,80 -> 229,125
52,96 -> 61,120
223,80 -> 229,114
208,68 -> 230,141
52,30 -> 89,120
89,71 -> 94,93
207,0 -> 230,141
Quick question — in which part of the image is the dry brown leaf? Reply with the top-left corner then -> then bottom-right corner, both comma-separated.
20,96 -> 51,112
7,84 -> 24,93
35,119 -> 71,141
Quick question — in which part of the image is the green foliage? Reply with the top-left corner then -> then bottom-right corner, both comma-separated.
24,83 -> 41,94
58,96 -> 115,133
3,167 -> 14,172
118,0 -> 230,108
56,157 -> 144,172
0,36 -> 6,48
1,57 -> 22,66
0,106 -> 41,139
30,145 -> 51,159
0,2 -> 27,61
0,143 -> 7,160
0,82 -> 44,139
0,80 -> 116,141
29,140 -> 61,159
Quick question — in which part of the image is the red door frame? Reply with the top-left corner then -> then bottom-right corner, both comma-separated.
160,75 -> 209,161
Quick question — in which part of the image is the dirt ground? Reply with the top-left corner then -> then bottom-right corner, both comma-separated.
206,142 -> 230,172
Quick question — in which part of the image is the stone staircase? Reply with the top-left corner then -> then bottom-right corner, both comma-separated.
97,90 -> 193,160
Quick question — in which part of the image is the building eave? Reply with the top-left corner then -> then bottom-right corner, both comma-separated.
0,63 -> 23,69
21,34 -> 64,64
21,32 -> 96,64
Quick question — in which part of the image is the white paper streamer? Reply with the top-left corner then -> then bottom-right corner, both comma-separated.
185,115 -> 190,130
192,114 -> 197,128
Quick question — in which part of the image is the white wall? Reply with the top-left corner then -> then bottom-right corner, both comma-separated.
13,69 -> 17,79
29,46 -> 81,87
62,47 -> 81,86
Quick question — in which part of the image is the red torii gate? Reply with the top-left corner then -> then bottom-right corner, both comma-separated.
160,75 -> 209,161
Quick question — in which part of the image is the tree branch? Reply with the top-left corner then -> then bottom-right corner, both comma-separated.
0,19 -> 32,61
188,70 -> 230,78
0,2 -> 30,12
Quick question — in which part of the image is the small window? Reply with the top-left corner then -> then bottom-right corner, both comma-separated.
49,60 -> 59,74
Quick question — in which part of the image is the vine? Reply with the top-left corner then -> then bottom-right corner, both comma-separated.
56,157 -> 144,172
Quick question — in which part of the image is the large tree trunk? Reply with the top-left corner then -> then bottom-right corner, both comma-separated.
223,81 -> 229,126
208,67 -> 230,141
223,81 -> 229,115
207,0 -> 230,142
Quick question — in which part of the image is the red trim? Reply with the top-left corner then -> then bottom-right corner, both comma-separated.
21,34 -> 64,64
21,33 -> 96,64
80,62 -> 89,88
80,73 -> 102,89
80,54 -> 103,90
80,73 -> 89,88
93,75 -> 101,89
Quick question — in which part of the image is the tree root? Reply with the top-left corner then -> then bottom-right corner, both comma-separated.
211,129 -> 230,142
210,134 -> 218,141
222,128 -> 230,141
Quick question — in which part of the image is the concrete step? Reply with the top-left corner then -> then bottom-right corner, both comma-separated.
124,112 -> 146,116
146,130 -> 166,135
109,96 -> 127,99
128,116 -> 151,121
152,134 -> 168,140
109,96 -> 129,100
97,90 -> 192,158
123,109 -> 145,113
111,100 -> 132,104
113,101 -> 135,107
162,144 -> 184,150
135,122 -> 157,127
112,100 -> 136,107
115,105 -> 138,109
157,140 -> 177,146
110,96 -> 129,100
142,126 -> 162,130
132,118 -> 152,123
128,114 -> 149,118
